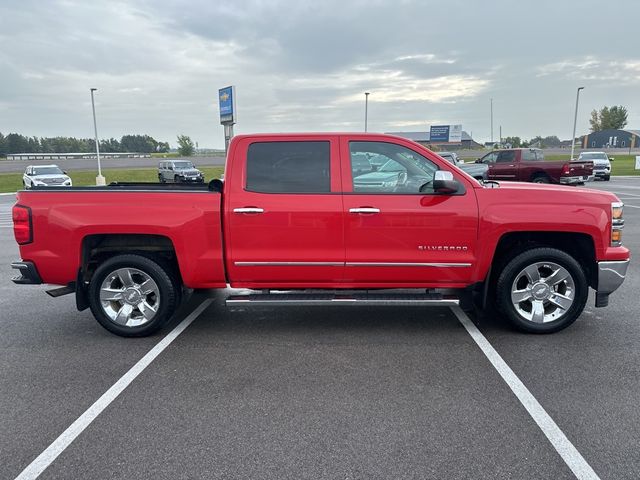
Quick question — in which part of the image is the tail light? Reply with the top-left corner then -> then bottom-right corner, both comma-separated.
12,205 -> 33,245
561,164 -> 571,175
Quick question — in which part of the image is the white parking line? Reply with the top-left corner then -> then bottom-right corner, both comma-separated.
14,298 -> 213,480
451,306 -> 601,480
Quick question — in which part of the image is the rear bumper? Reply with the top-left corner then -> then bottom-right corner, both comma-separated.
560,174 -> 594,185
11,261 -> 43,284
595,259 -> 630,307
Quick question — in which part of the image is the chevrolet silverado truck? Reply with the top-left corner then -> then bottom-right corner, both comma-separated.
475,148 -> 594,184
11,133 -> 629,337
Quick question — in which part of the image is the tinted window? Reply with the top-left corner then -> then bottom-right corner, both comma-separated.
496,151 -> 515,163
350,141 -> 438,194
33,166 -> 63,175
246,141 -> 331,193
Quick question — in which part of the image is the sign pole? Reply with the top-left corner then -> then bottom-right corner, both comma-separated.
218,86 -> 237,156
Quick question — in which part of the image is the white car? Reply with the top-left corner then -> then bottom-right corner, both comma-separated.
576,152 -> 612,181
23,165 -> 72,189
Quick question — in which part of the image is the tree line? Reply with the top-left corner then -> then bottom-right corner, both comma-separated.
0,133 -> 170,156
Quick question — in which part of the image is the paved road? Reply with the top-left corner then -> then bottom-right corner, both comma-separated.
0,155 -> 225,174
1,178 -> 638,479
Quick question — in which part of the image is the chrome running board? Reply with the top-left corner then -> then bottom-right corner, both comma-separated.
226,291 -> 459,307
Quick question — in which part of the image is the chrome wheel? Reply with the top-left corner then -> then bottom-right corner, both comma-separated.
99,268 -> 160,327
510,261 -> 575,324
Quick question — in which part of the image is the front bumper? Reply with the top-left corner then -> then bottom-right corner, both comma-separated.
560,174 -> 594,185
11,261 -> 43,284
595,259 -> 630,307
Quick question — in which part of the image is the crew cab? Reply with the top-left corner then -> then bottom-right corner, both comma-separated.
475,148 -> 594,184
11,133 -> 629,337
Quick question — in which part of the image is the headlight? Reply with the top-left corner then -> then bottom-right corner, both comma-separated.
32,180 -> 45,186
611,202 -> 624,246
381,180 -> 397,188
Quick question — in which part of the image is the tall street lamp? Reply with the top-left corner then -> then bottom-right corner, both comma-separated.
364,92 -> 370,132
90,88 -> 105,185
570,87 -> 585,161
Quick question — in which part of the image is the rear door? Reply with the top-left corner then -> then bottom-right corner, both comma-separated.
341,137 -> 479,287
225,136 -> 344,287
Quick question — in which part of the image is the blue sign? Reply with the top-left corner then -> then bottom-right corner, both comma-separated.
219,86 -> 235,124
430,125 -> 450,143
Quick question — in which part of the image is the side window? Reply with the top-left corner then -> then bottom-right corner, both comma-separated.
535,150 -> 544,161
349,141 -> 438,194
246,141 -> 331,193
496,151 -> 515,163
522,150 -> 535,161
481,152 -> 498,164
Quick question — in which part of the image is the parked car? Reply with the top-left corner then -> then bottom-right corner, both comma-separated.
11,133 -> 629,337
158,160 -> 204,183
475,148 -> 593,184
439,151 -> 488,181
23,165 -> 72,189
576,151 -> 612,181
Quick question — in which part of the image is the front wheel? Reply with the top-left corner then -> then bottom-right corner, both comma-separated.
495,248 -> 588,333
604,175 -> 610,181
88,254 -> 179,337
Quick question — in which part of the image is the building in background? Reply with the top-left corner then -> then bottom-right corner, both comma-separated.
581,129 -> 640,149
385,131 -> 481,150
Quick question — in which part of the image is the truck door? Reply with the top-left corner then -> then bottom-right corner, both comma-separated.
490,150 -> 518,180
340,137 -> 479,286
225,136 -> 344,287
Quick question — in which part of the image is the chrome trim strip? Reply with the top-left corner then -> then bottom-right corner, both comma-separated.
349,207 -> 381,214
346,262 -> 472,268
235,261 -> 343,266
233,207 -> 264,214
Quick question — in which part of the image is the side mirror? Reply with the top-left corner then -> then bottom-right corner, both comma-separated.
63,171 -> 68,175
475,159 -> 482,164
609,157 -> 615,161
432,171 -> 461,194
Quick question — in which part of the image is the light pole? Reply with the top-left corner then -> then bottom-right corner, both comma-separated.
90,88 -> 105,185
364,92 -> 370,132
570,87 -> 585,161
490,97 -> 493,144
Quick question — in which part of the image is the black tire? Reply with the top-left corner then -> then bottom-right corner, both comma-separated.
174,175 -> 180,183
495,248 -> 588,333
88,254 -> 179,337
158,174 -> 165,183
604,175 -> 610,181
531,174 -> 550,184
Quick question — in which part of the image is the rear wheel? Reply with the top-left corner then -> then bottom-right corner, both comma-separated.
495,248 -> 588,333
531,174 -> 550,184
88,254 -> 179,337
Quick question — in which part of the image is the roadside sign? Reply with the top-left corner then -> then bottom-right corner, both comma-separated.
430,125 -> 450,143
636,156 -> 640,170
219,86 -> 236,125
429,124 -> 463,143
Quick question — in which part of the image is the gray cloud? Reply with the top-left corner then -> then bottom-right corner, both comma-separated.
1,0 -> 639,147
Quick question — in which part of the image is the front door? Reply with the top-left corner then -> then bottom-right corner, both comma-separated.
225,136 -> 344,287
341,137 -> 479,287
487,150 -> 518,180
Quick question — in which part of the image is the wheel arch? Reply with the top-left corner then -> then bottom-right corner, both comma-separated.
77,234 -> 182,310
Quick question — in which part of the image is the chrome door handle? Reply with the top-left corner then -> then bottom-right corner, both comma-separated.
233,207 -> 264,214
349,207 -> 380,214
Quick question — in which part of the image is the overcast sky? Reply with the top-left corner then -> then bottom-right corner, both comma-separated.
1,0 -> 639,148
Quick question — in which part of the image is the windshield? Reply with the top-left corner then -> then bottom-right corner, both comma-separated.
33,166 -> 63,175
173,161 -> 195,169
579,153 -> 607,160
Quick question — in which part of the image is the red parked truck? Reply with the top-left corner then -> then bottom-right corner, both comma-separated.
475,148 -> 594,184
11,133 -> 629,336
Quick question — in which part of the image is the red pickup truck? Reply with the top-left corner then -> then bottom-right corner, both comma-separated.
475,148 -> 594,184
11,133 -> 629,336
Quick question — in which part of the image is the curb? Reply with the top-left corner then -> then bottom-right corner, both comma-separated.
0,192 -> 17,196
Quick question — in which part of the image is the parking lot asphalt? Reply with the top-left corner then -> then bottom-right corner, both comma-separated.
1,178 -> 638,479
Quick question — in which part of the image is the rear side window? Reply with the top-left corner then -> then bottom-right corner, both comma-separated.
523,149 -> 544,161
246,141 -> 331,193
